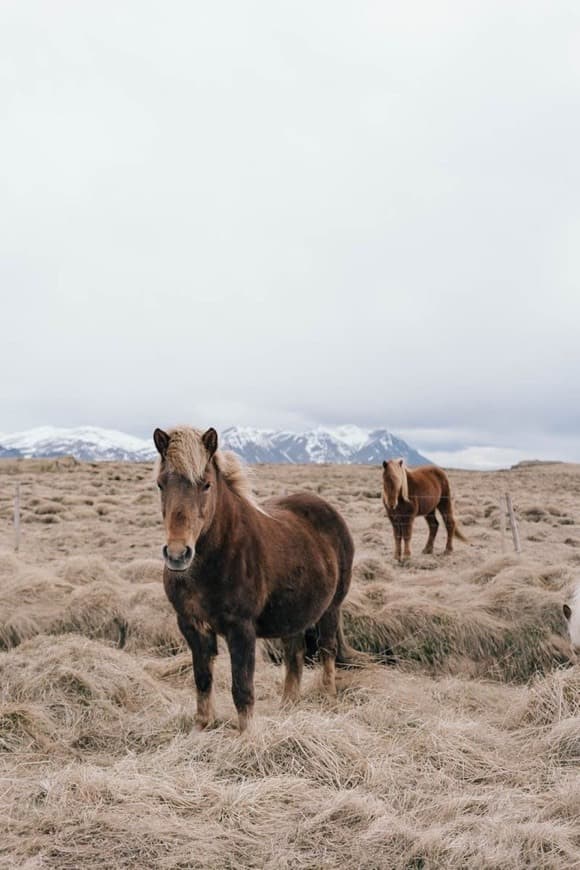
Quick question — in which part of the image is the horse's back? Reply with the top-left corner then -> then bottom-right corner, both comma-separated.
408,465 -> 450,512
269,491 -> 346,527
409,465 -> 450,489
268,491 -> 351,547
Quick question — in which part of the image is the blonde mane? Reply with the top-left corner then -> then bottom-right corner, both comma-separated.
384,458 -> 409,505
156,427 -> 260,507
399,461 -> 409,502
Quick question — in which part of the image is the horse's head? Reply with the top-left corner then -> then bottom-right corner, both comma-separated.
382,458 -> 408,510
563,586 -> 580,657
153,426 -> 219,571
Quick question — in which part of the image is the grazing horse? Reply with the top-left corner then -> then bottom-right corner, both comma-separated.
382,459 -> 466,561
153,426 -> 355,732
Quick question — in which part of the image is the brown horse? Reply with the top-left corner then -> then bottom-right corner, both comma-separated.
153,426 -> 355,732
382,459 -> 466,561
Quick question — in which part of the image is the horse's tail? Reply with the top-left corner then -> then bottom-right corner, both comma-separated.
336,612 -> 369,668
439,470 -> 468,544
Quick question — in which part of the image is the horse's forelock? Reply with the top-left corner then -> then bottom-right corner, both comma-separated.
163,427 -> 210,482
155,427 -> 267,513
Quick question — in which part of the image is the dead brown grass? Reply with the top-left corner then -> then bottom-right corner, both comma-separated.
1,459 -> 580,868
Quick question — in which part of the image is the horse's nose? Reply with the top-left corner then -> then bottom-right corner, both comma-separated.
163,544 -> 194,570
165,543 -> 188,561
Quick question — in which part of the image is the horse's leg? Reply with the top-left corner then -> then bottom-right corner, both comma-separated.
438,500 -> 456,554
281,632 -> 305,705
177,617 -> 218,730
389,517 -> 402,562
402,517 -> 413,560
316,607 -> 339,696
225,620 -> 256,732
423,511 -> 439,554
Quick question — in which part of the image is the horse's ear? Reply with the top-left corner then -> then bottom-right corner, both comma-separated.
398,458 -> 404,466
564,603 -> 572,621
202,427 -> 218,458
382,460 -> 388,469
153,428 -> 170,458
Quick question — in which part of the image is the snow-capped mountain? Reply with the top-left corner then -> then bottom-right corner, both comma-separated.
0,425 -> 431,465
0,445 -> 22,458
0,426 -> 156,462
220,426 -> 430,465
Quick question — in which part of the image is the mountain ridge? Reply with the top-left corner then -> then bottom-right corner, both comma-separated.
0,425 -> 431,466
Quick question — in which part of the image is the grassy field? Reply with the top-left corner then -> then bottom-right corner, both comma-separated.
1,458 -> 579,868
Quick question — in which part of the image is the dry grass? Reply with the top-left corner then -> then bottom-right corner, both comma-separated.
1,459 -> 580,868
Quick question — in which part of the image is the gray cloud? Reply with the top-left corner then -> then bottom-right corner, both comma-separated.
1,1 -> 579,467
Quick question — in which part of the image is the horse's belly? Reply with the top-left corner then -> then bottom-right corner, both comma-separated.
256,584 -> 334,638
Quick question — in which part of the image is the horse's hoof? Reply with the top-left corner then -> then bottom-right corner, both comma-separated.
194,697 -> 215,731
237,709 -> 254,734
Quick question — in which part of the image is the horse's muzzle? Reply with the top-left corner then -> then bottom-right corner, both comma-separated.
163,545 -> 194,571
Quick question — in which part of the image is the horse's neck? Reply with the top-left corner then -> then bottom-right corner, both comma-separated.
197,475 -> 259,560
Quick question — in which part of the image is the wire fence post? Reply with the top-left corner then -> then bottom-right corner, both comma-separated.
505,492 -> 521,555
14,482 -> 21,553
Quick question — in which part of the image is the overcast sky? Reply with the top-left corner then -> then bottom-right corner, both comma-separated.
1,1 -> 579,468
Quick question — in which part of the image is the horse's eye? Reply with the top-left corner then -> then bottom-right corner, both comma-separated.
202,482 -> 211,492
157,483 -> 163,491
